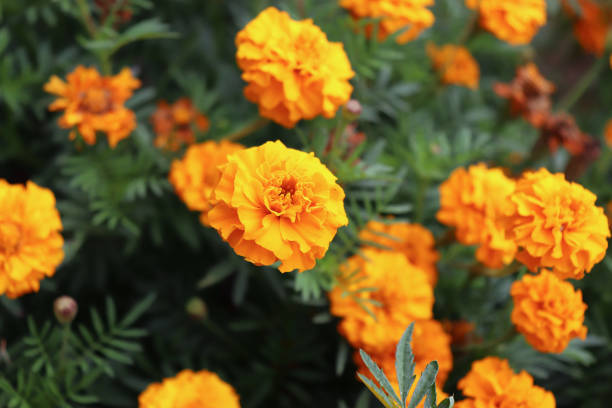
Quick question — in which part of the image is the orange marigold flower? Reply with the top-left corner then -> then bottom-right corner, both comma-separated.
437,164 -> 517,269
151,98 -> 210,151
563,0 -> 612,55
604,119 -> 612,148
502,168 -> 609,280
465,0 -> 547,45
340,0 -> 435,44
138,369 -> 240,408
511,272 -> 587,353
494,63 -> 555,127
235,7 -> 354,128
329,249 -> 434,356
0,180 -> 64,299
169,140 -> 244,226
359,220 -> 439,286
44,66 -> 140,148
427,43 -> 480,89
539,112 -> 593,156
208,140 -> 348,272
456,357 -> 555,408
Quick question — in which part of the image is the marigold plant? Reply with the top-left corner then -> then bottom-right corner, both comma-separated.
437,164 -> 517,269
0,180 -> 64,298
456,357 -> 556,408
427,43 -> 479,89
502,168 -> 609,280
511,272 -> 587,353
138,369 -> 240,408
235,7 -> 354,128
169,140 -> 244,226
563,0 -> 612,55
465,0 -> 547,45
359,220 -> 439,286
151,98 -> 210,151
339,0 -> 435,44
208,140 -> 348,272
44,65 -> 140,148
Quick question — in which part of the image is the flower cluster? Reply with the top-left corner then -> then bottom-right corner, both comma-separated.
359,220 -> 439,285
169,140 -> 244,226
502,168 -> 609,280
427,43 -> 480,89
150,98 -> 210,151
44,65 -> 141,148
138,369 -> 240,408
235,7 -> 354,128
456,357 -> 556,408
437,164 -> 517,269
563,0 -> 612,55
208,140 -> 348,272
465,0 -> 547,45
339,0 -> 435,44
511,272 -> 587,353
0,180 -> 64,299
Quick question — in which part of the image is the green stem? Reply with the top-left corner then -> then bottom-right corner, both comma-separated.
414,177 -> 428,222
222,117 -> 270,142
75,0 -> 97,37
557,58 -> 606,112
99,54 -> 112,75
58,323 -> 71,375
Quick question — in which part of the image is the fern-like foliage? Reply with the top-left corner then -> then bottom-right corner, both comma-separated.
0,294 -> 155,407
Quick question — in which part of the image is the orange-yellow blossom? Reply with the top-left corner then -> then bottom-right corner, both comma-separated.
427,43 -> 480,89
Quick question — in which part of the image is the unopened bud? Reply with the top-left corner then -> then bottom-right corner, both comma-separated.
54,296 -> 78,324
344,99 -> 362,119
186,297 -> 207,320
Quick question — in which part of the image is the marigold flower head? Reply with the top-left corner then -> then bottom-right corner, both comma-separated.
494,63 -> 555,127
539,113 -> 593,156
427,43 -> 480,89
151,98 -> 210,151
329,249 -> 434,355
169,140 -> 244,226
95,0 -> 132,25
511,272 -> 587,353
437,164 -> 517,269
563,0 -> 612,55
44,66 -> 140,148
0,180 -> 64,299
359,220 -> 439,286
442,320 -> 478,346
465,0 -> 547,45
138,369 -> 240,408
340,0 -> 435,44
502,168 -> 609,280
456,357 -> 556,408
208,140 -> 348,272
235,7 -> 354,128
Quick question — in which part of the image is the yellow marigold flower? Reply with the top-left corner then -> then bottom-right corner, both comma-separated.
208,140 -> 348,272
329,249 -> 433,356
437,164 -> 517,269
502,168 -> 609,280
169,140 -> 244,226
359,220 -> 439,286
427,43 -> 480,89
563,0 -> 612,56
340,0 -> 435,44
151,98 -> 210,151
44,66 -> 140,148
465,0 -> 547,45
138,369 -> 240,408
0,180 -> 64,299
511,272 -> 587,353
456,357 -> 556,408
235,7 -> 354,128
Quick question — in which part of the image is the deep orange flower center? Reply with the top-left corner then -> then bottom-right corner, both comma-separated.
80,88 -> 112,114
543,197 -> 585,231
0,222 -> 22,255
263,174 -> 312,221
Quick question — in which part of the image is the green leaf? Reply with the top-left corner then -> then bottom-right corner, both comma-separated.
437,396 -> 455,408
359,349 -> 402,406
119,293 -> 156,328
424,384 -> 437,408
108,18 -> 179,56
396,323 -> 416,405
357,373 -> 398,408
407,362 -> 438,408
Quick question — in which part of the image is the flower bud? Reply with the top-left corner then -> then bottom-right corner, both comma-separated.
344,99 -> 362,119
54,296 -> 78,324
186,297 -> 207,320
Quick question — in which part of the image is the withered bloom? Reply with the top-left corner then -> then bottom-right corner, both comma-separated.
539,113 -> 592,155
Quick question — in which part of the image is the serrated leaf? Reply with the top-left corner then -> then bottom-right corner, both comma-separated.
359,349 -> 402,406
119,293 -> 156,327
407,362 -> 438,408
396,323 -> 416,405
357,373 -> 398,408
